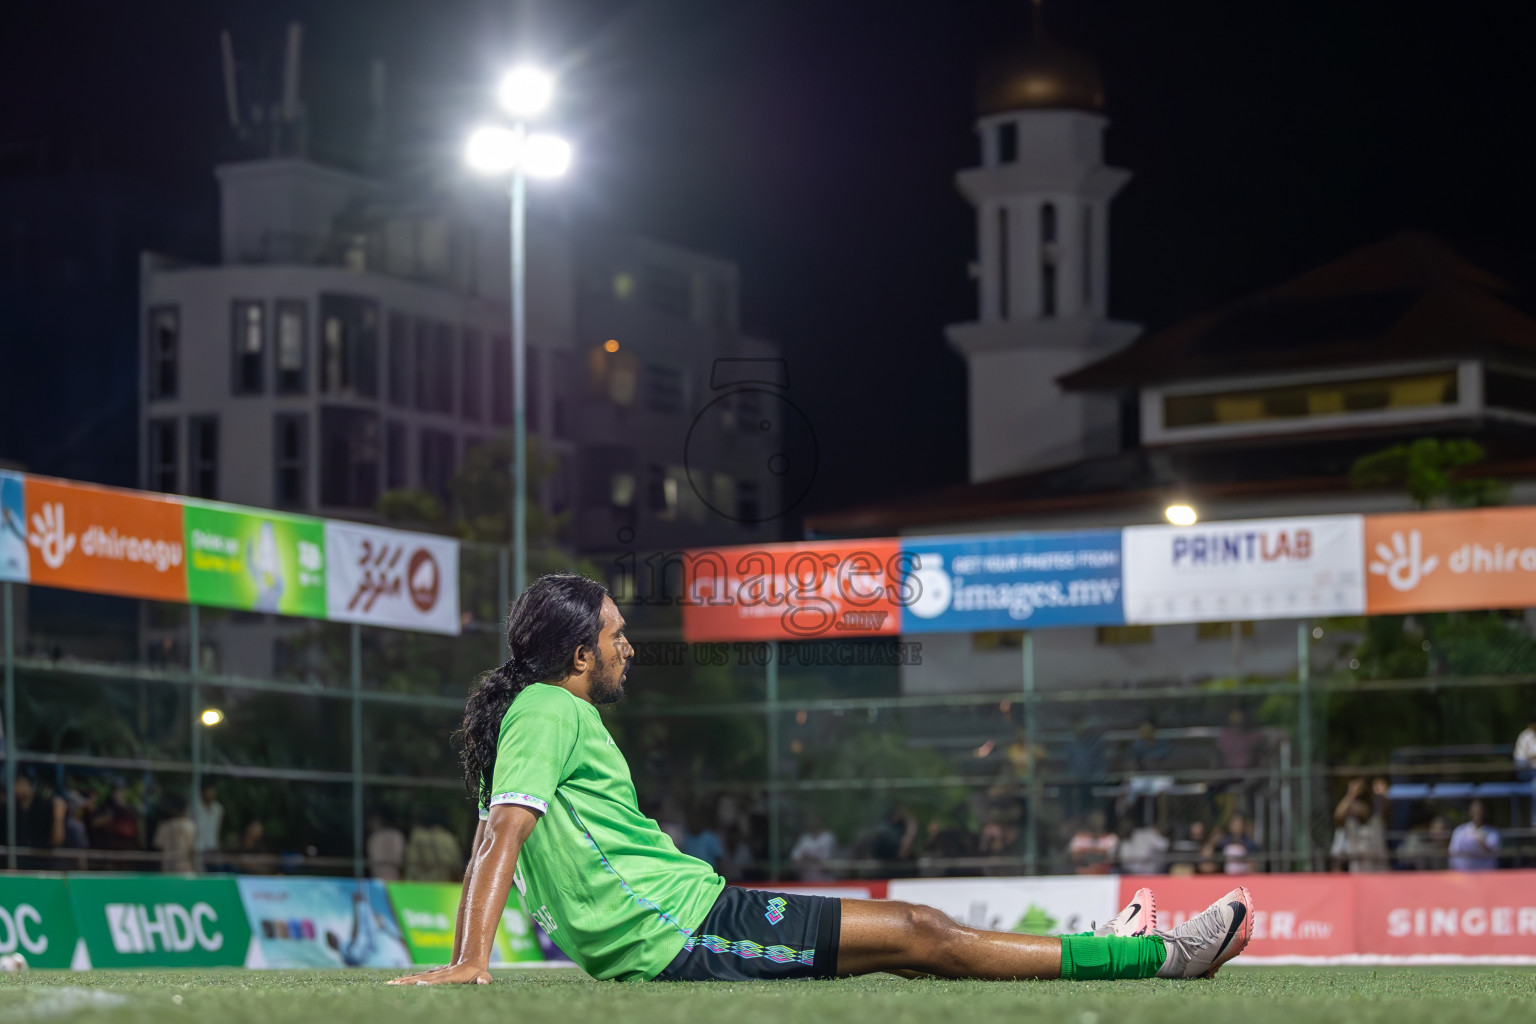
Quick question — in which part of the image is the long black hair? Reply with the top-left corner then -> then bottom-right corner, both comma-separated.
455,572 -> 610,810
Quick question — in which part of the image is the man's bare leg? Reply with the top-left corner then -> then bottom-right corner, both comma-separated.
835,899 -> 1062,979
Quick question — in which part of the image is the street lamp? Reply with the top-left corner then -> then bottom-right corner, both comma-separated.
465,66 -> 571,599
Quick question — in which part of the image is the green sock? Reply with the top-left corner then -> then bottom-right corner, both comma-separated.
1058,934 -> 1166,980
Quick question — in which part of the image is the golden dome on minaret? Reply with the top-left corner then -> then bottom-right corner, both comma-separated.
977,0 -> 1105,115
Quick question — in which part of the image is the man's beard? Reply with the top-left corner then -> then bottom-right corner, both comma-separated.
589,648 -> 630,706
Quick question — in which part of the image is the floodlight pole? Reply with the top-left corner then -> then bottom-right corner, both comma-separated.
3,583 -> 15,870
509,121 -> 529,598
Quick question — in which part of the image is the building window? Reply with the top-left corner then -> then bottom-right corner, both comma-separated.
232,301 -> 265,394
1162,371 -> 1460,430
276,300 -> 307,394
973,630 -> 1024,651
643,363 -> 687,415
1039,202 -> 1058,319
274,414 -> 308,508
387,312 -> 412,406
610,472 -> 636,508
147,306 -> 179,401
1196,621 -> 1256,641
419,428 -> 456,504
647,463 -> 677,521
1484,368 -> 1536,416
997,206 -> 1010,320
385,420 -> 408,490
415,320 -> 454,414
188,416 -> 219,499
1096,625 -> 1153,645
319,407 -> 380,509
148,418 -> 177,493
736,479 -> 760,522
997,122 -> 1017,164
1081,205 -> 1093,307
461,329 -> 483,423
319,294 -> 379,397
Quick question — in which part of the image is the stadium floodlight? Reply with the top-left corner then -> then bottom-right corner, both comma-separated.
200,708 -> 225,727
522,133 -> 572,178
497,66 -> 554,117
1164,504 -> 1198,526
465,125 -> 523,174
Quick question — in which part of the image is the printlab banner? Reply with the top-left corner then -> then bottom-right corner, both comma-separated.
0,876 -> 79,969
386,881 -> 543,966
67,875 -> 251,968
0,471 -> 26,582
887,876 -> 1119,936
184,502 -> 327,618
325,521 -> 461,635
1364,508 -> 1536,614
682,539 -> 906,642
1122,515 -> 1366,624
22,477 -> 188,602
898,530 -> 1124,633
238,877 -> 412,969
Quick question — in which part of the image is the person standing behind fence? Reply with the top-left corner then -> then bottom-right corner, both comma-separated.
153,793 -> 197,874
367,815 -> 406,880
1448,799 -> 1501,871
1330,778 -> 1389,872
191,781 -> 224,865
405,810 -> 464,882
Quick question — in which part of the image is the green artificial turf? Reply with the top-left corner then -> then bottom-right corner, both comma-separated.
1,967 -> 1533,1024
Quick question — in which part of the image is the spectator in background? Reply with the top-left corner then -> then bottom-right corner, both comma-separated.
405,810 -> 464,882
1330,778 -> 1389,872
719,825 -> 757,881
1065,722 -> 1108,819
682,813 -> 725,872
13,771 -> 66,869
788,815 -> 838,881
235,819 -> 270,873
153,793 -> 197,874
1217,813 -> 1259,874
921,807 -> 979,877
1216,710 -> 1268,815
1398,815 -> 1451,871
871,806 -> 919,872
191,781 -> 224,859
1127,721 -> 1172,772
1118,819 -> 1170,875
366,814 -> 406,880
1516,714 -> 1536,826
1068,812 -> 1118,874
1448,799 -> 1501,871
91,781 -> 142,854
1168,821 -> 1210,876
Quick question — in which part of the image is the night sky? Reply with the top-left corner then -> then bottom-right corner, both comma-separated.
5,0 -> 1536,523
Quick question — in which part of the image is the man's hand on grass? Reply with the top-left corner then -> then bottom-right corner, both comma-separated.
387,962 -> 492,985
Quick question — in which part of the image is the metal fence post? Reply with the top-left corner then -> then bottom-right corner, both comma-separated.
766,641 -> 780,881
497,546 -> 510,663
351,623 -> 364,878
4,583 -> 15,870
189,604 -> 201,806
1296,621 -> 1313,871
1022,630 -> 1037,875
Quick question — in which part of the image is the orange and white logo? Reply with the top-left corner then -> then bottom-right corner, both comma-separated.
23,478 -> 187,602
1364,508 -> 1536,613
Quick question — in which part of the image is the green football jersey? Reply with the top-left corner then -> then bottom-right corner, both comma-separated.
480,682 -> 725,981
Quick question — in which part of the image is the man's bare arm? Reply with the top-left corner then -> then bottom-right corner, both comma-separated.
389,805 -> 539,985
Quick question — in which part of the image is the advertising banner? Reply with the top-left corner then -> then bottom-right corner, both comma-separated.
238,877 -> 411,969
385,881 -> 542,966
682,539 -> 906,642
887,876 -> 1119,936
0,471 -> 27,582
1354,870 -> 1536,959
23,477 -> 187,602
1122,515 -> 1365,624
0,876 -> 79,969
324,522 -> 460,635
184,502 -> 327,618
1120,875 -> 1356,961
1365,508 -> 1536,614
898,530 -> 1123,633
68,875 -> 250,968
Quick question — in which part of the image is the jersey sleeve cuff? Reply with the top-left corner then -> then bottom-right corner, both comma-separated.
489,791 -> 549,815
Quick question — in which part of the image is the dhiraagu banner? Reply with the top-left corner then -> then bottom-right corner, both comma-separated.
183,501 -> 326,617
385,881 -> 543,966
0,876 -> 79,969
67,875 -> 251,968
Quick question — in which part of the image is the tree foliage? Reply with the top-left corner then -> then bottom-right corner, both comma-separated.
1349,437 -> 1506,508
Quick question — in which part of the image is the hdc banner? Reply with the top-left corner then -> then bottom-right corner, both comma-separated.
67,875 -> 251,968
1365,508 -> 1536,614
0,876 -> 79,969
324,521 -> 460,635
238,877 -> 412,969
682,539 -> 905,642
22,477 -> 187,602
1122,515 -> 1365,624
898,530 -> 1123,633
184,501 -> 327,618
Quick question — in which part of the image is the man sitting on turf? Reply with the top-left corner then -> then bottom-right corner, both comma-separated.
390,574 -> 1252,986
